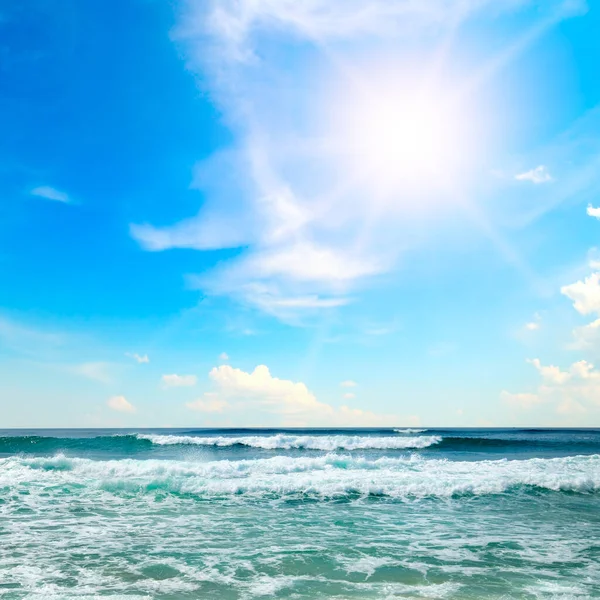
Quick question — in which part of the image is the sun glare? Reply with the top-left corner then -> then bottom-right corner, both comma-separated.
328,75 -> 470,199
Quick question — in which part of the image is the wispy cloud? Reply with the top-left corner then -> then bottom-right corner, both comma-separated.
570,318 -> 600,350
501,106 -> 600,227
196,0 -> 585,62
515,165 -> 553,184
126,353 -> 150,364
524,312 -> 542,331
30,186 -> 70,203
0,316 -> 64,356
131,0 -> 585,322
107,395 -> 136,413
340,380 -> 357,388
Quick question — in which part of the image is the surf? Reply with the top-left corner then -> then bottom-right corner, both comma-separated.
2,452 -> 599,500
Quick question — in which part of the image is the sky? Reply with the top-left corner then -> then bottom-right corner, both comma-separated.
2,0 -> 600,428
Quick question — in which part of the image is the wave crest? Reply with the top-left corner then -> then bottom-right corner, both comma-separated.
394,428 -> 427,434
136,433 -> 440,450
2,453 -> 599,500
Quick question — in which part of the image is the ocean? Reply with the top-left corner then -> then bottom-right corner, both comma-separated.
0,428 -> 599,599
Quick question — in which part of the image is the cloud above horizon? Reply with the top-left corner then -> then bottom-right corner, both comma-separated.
502,358 -> 600,418
188,364 -> 414,427
503,203 -> 600,420
107,395 -> 136,413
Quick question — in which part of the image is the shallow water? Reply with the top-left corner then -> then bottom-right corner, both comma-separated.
1,428 -> 599,599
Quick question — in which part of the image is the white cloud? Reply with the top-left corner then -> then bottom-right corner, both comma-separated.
343,392 -> 356,399
187,242 -> 373,320
526,358 -> 570,384
130,215 -> 248,252
208,364 -> 331,418
162,374 -> 197,387
524,312 -> 541,331
244,242 -> 383,283
192,364 -> 410,426
219,352 -> 230,361
588,248 -> 600,270
515,165 -> 553,184
199,0 -> 583,62
242,288 -> 350,312
587,204 -> 600,218
506,198 -> 600,421
502,358 -> 600,415
570,318 -> 600,349
107,395 -> 136,413
30,186 -> 70,203
340,380 -> 357,388
561,272 -> 600,315
126,353 -> 149,364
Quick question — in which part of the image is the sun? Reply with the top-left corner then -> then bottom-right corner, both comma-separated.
326,73 -> 470,199
354,94 -> 457,182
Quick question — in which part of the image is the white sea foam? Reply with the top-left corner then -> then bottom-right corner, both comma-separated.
136,433 -> 440,450
338,555 -> 398,577
394,428 -> 427,434
1,453 -> 599,499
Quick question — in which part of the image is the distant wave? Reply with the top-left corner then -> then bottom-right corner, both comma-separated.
136,433 -> 441,450
3,432 -> 600,456
394,428 -> 427,434
2,453 -> 599,500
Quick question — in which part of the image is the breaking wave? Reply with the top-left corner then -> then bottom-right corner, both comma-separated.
2,453 -> 599,500
394,428 -> 427,434
136,433 -> 441,450
2,431 -> 600,457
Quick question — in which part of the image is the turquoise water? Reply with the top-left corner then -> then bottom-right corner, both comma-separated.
1,428 -> 599,599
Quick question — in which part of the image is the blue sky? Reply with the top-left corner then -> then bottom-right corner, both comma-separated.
2,0 -> 600,427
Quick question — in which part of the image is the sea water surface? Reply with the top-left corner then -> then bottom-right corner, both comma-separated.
0,428 -> 599,599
